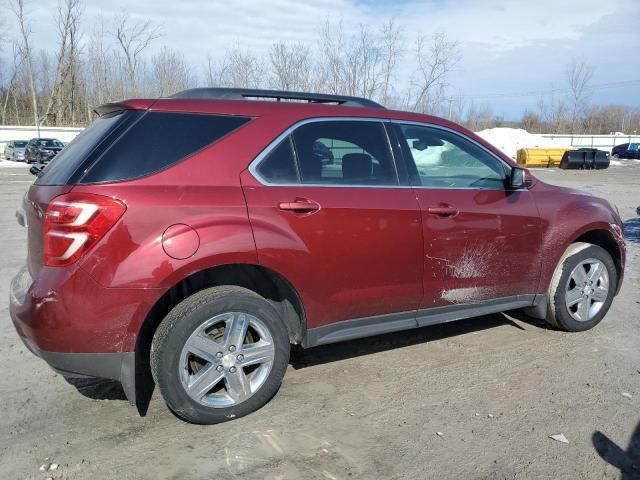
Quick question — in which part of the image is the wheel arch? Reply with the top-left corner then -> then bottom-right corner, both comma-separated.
122,263 -> 306,412
572,228 -> 623,292
135,263 -> 306,353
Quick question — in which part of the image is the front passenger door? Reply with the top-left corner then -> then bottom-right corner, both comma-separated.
393,123 -> 543,311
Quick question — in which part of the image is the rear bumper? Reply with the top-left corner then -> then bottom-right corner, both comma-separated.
9,264 -> 157,404
19,334 -> 132,381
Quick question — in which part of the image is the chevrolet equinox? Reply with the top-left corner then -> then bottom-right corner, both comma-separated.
10,88 -> 626,424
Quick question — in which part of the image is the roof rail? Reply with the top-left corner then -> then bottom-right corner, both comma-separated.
169,88 -> 385,109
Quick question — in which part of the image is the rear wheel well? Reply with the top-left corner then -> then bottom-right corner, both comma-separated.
137,264 -> 305,357
130,264 -> 304,413
574,229 -> 622,285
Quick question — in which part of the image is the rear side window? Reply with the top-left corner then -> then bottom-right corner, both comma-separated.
291,121 -> 397,185
255,136 -> 299,184
80,112 -> 250,183
36,110 -> 138,186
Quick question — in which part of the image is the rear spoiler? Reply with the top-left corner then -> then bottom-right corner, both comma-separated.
93,99 -> 158,117
93,103 -> 127,117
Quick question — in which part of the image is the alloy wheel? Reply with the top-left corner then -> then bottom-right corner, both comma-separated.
179,312 -> 275,408
565,258 -> 609,322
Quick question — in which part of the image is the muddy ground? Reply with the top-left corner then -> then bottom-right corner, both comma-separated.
0,161 -> 638,480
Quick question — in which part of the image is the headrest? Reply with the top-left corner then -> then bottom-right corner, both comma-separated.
342,153 -> 372,179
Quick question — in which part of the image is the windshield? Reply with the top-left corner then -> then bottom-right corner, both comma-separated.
14,141 -> 27,148
37,139 -> 64,148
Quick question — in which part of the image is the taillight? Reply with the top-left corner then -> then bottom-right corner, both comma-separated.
44,193 -> 126,267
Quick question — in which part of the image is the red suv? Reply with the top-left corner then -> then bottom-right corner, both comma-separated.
10,88 -> 626,424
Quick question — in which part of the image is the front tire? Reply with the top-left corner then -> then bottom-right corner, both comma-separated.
151,286 -> 290,424
546,242 -> 617,331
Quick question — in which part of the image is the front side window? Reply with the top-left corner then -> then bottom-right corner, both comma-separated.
397,124 -> 506,189
291,121 -> 397,185
629,143 -> 640,151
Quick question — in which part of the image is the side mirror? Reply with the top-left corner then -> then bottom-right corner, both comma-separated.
509,167 -> 526,189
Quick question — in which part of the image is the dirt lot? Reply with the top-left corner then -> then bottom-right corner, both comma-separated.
0,161 -> 638,480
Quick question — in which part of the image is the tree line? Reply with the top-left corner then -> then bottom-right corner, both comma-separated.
1,0 -> 638,134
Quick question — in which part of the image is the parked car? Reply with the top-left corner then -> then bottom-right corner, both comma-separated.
611,143 -> 640,159
24,138 -> 64,164
3,140 -> 28,161
10,88 -> 626,424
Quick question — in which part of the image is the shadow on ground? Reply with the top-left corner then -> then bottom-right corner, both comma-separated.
624,217 -> 640,244
64,377 -> 127,401
593,420 -> 640,479
291,311 -> 545,369
61,311 -> 547,402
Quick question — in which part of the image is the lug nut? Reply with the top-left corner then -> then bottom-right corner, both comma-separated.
237,354 -> 244,362
229,345 -> 236,352
229,366 -> 237,373
216,365 -> 224,372
216,352 -> 223,358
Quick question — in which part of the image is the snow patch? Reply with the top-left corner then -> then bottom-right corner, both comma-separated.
475,128 -> 569,159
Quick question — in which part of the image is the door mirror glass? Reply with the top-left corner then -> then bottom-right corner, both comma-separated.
510,167 -> 526,189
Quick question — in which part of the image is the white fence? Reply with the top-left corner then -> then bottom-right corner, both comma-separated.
0,125 -> 83,159
540,134 -> 640,151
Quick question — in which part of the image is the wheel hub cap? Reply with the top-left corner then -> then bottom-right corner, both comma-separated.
565,258 -> 609,322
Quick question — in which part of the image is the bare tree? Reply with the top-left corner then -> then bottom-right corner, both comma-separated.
150,47 -> 192,96
41,0 -> 83,125
268,42 -> 314,91
223,47 -> 263,88
0,44 -> 23,124
11,0 -> 39,131
317,20 -> 385,99
113,14 -> 162,94
204,53 -> 228,88
408,32 -> 461,114
379,18 -> 402,106
567,59 -> 594,132
317,18 -> 346,94
537,93 -> 568,134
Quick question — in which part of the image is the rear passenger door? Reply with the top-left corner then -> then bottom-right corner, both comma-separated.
391,122 -> 543,312
241,119 -> 424,331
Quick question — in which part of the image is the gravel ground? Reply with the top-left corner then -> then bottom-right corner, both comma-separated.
0,161 -> 639,480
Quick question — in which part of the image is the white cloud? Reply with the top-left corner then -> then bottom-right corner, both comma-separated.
6,0 -> 639,117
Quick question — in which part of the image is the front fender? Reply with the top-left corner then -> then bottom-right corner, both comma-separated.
532,183 -> 624,293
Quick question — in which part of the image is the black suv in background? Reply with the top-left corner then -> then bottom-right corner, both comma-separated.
611,143 -> 640,159
25,138 -> 64,164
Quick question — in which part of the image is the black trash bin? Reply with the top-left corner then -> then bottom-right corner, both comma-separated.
560,148 -> 610,170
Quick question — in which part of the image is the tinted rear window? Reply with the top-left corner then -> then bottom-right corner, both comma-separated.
36,110 -> 139,186
80,112 -> 250,183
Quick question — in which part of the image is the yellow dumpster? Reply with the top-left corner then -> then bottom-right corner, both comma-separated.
516,148 -> 574,167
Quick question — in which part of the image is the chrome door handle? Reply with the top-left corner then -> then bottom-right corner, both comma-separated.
427,206 -> 458,217
278,199 -> 321,213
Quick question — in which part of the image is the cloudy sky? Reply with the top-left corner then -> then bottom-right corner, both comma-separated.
13,0 -> 640,118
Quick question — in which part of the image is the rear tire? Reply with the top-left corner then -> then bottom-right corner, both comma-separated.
151,286 -> 290,424
545,242 -> 617,332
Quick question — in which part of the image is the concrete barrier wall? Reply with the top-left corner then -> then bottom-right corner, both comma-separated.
0,125 -> 83,158
540,134 -> 640,151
